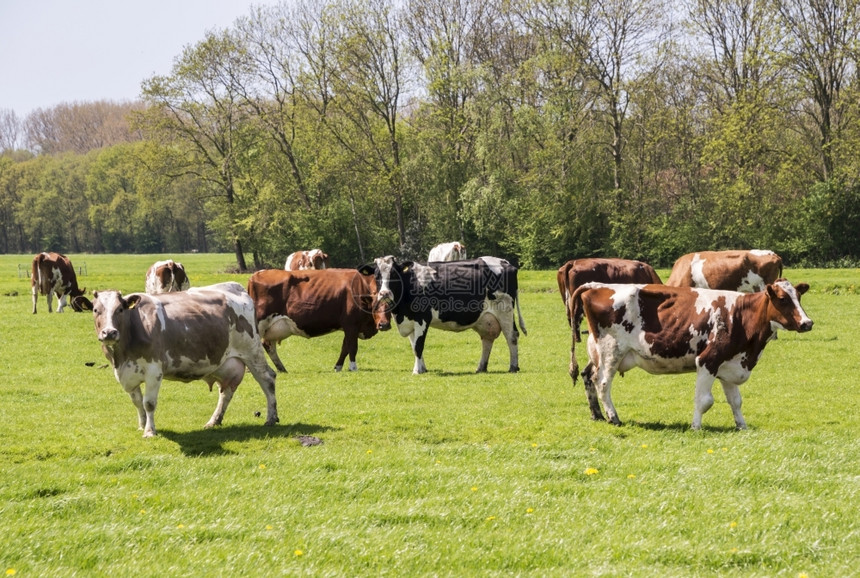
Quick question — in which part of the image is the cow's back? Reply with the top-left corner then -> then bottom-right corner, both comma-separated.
666,250 -> 783,291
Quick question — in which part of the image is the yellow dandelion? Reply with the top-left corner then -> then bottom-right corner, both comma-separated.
486,516 -> 496,521
139,509 -> 146,514
471,486 -> 478,492
799,573 -> 809,578
584,467 -> 599,475
177,524 -> 185,529
366,450 -> 373,454
526,508 -> 534,514
294,550 -> 303,557
259,464 -> 266,470
730,548 -> 738,554
7,570 -> 17,576
722,447 -> 728,452
589,447 -> 597,452
730,521 -> 738,529
628,474 -> 636,479
641,444 -> 648,449
266,525 -> 273,530
707,448 -> 715,454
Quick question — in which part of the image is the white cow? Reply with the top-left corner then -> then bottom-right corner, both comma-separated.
428,242 -> 467,262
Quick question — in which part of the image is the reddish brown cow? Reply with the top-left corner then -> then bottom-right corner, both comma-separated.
145,259 -> 190,294
284,249 -> 330,271
570,280 -> 812,429
31,252 -> 86,313
247,269 -> 379,372
666,250 -> 783,293
557,258 -> 662,342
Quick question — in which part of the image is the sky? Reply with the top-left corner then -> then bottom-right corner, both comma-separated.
0,0 -> 280,118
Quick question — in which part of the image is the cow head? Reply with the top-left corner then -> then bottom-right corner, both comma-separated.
91,291 -> 144,344
308,249 -> 329,269
766,280 -> 813,333
358,256 -> 411,331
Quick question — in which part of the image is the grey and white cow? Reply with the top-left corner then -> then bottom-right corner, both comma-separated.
86,282 -> 278,437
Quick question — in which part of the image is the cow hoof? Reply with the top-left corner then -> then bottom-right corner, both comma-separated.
143,430 -> 156,438
334,365 -> 343,372
475,366 -> 488,373
508,365 -> 520,373
608,416 -> 622,426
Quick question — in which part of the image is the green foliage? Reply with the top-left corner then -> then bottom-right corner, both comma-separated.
0,255 -> 858,575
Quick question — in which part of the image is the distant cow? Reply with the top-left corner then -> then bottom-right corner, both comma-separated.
557,258 -> 662,341
570,280 -> 812,429
666,250 -> 783,293
145,259 -> 190,294
31,252 -> 86,313
428,242 -> 467,262
359,256 -> 526,374
247,269 -> 379,372
285,249 -> 330,271
86,282 -> 279,437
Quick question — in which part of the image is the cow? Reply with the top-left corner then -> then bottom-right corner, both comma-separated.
557,258 -> 662,342
145,259 -> 190,294
285,249 -> 330,271
428,241 -> 467,262
358,256 -> 527,374
247,269 -> 380,373
86,282 -> 279,437
666,250 -> 783,293
569,280 -> 812,429
31,252 -> 86,313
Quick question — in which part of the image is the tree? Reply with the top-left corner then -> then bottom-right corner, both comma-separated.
139,30 -> 257,270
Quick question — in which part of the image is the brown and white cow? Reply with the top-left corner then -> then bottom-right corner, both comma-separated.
87,282 -> 278,437
247,269 -> 379,372
31,252 -> 86,313
557,258 -> 662,341
284,249 -> 330,271
428,241 -> 467,262
145,259 -> 190,294
570,280 -> 812,429
666,250 -> 783,293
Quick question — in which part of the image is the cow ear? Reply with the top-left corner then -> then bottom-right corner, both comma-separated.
357,264 -> 375,276
72,296 -> 93,311
126,294 -> 143,309
795,282 -> 810,295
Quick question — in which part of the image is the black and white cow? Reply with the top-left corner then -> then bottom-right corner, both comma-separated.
358,256 -> 526,374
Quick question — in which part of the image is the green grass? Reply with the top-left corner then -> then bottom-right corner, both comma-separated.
1,254 -> 858,576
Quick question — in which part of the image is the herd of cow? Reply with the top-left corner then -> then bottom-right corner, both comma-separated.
28,244 -> 812,437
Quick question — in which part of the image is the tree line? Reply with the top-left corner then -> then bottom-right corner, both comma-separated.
2,0 -> 860,270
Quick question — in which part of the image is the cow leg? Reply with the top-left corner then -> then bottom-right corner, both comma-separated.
140,377 -> 162,437
31,286 -> 38,314
409,323 -> 429,374
244,356 -> 279,426
594,367 -> 622,425
692,370 -> 717,430
56,292 -> 68,313
127,385 -> 147,431
335,332 -> 359,372
46,290 -> 54,313
720,380 -> 747,430
263,339 -> 288,373
580,362 -> 606,421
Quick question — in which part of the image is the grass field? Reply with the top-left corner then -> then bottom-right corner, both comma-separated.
1,253 -> 858,576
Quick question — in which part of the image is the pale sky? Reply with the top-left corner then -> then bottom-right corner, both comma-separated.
0,0 -> 280,118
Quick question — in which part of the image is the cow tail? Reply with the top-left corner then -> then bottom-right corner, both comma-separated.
516,293 -> 527,337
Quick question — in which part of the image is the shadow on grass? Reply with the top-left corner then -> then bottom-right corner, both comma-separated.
629,420 -> 739,433
160,422 -> 337,457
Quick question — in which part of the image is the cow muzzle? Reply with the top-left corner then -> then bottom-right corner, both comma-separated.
798,319 -> 814,333
99,328 -> 119,343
